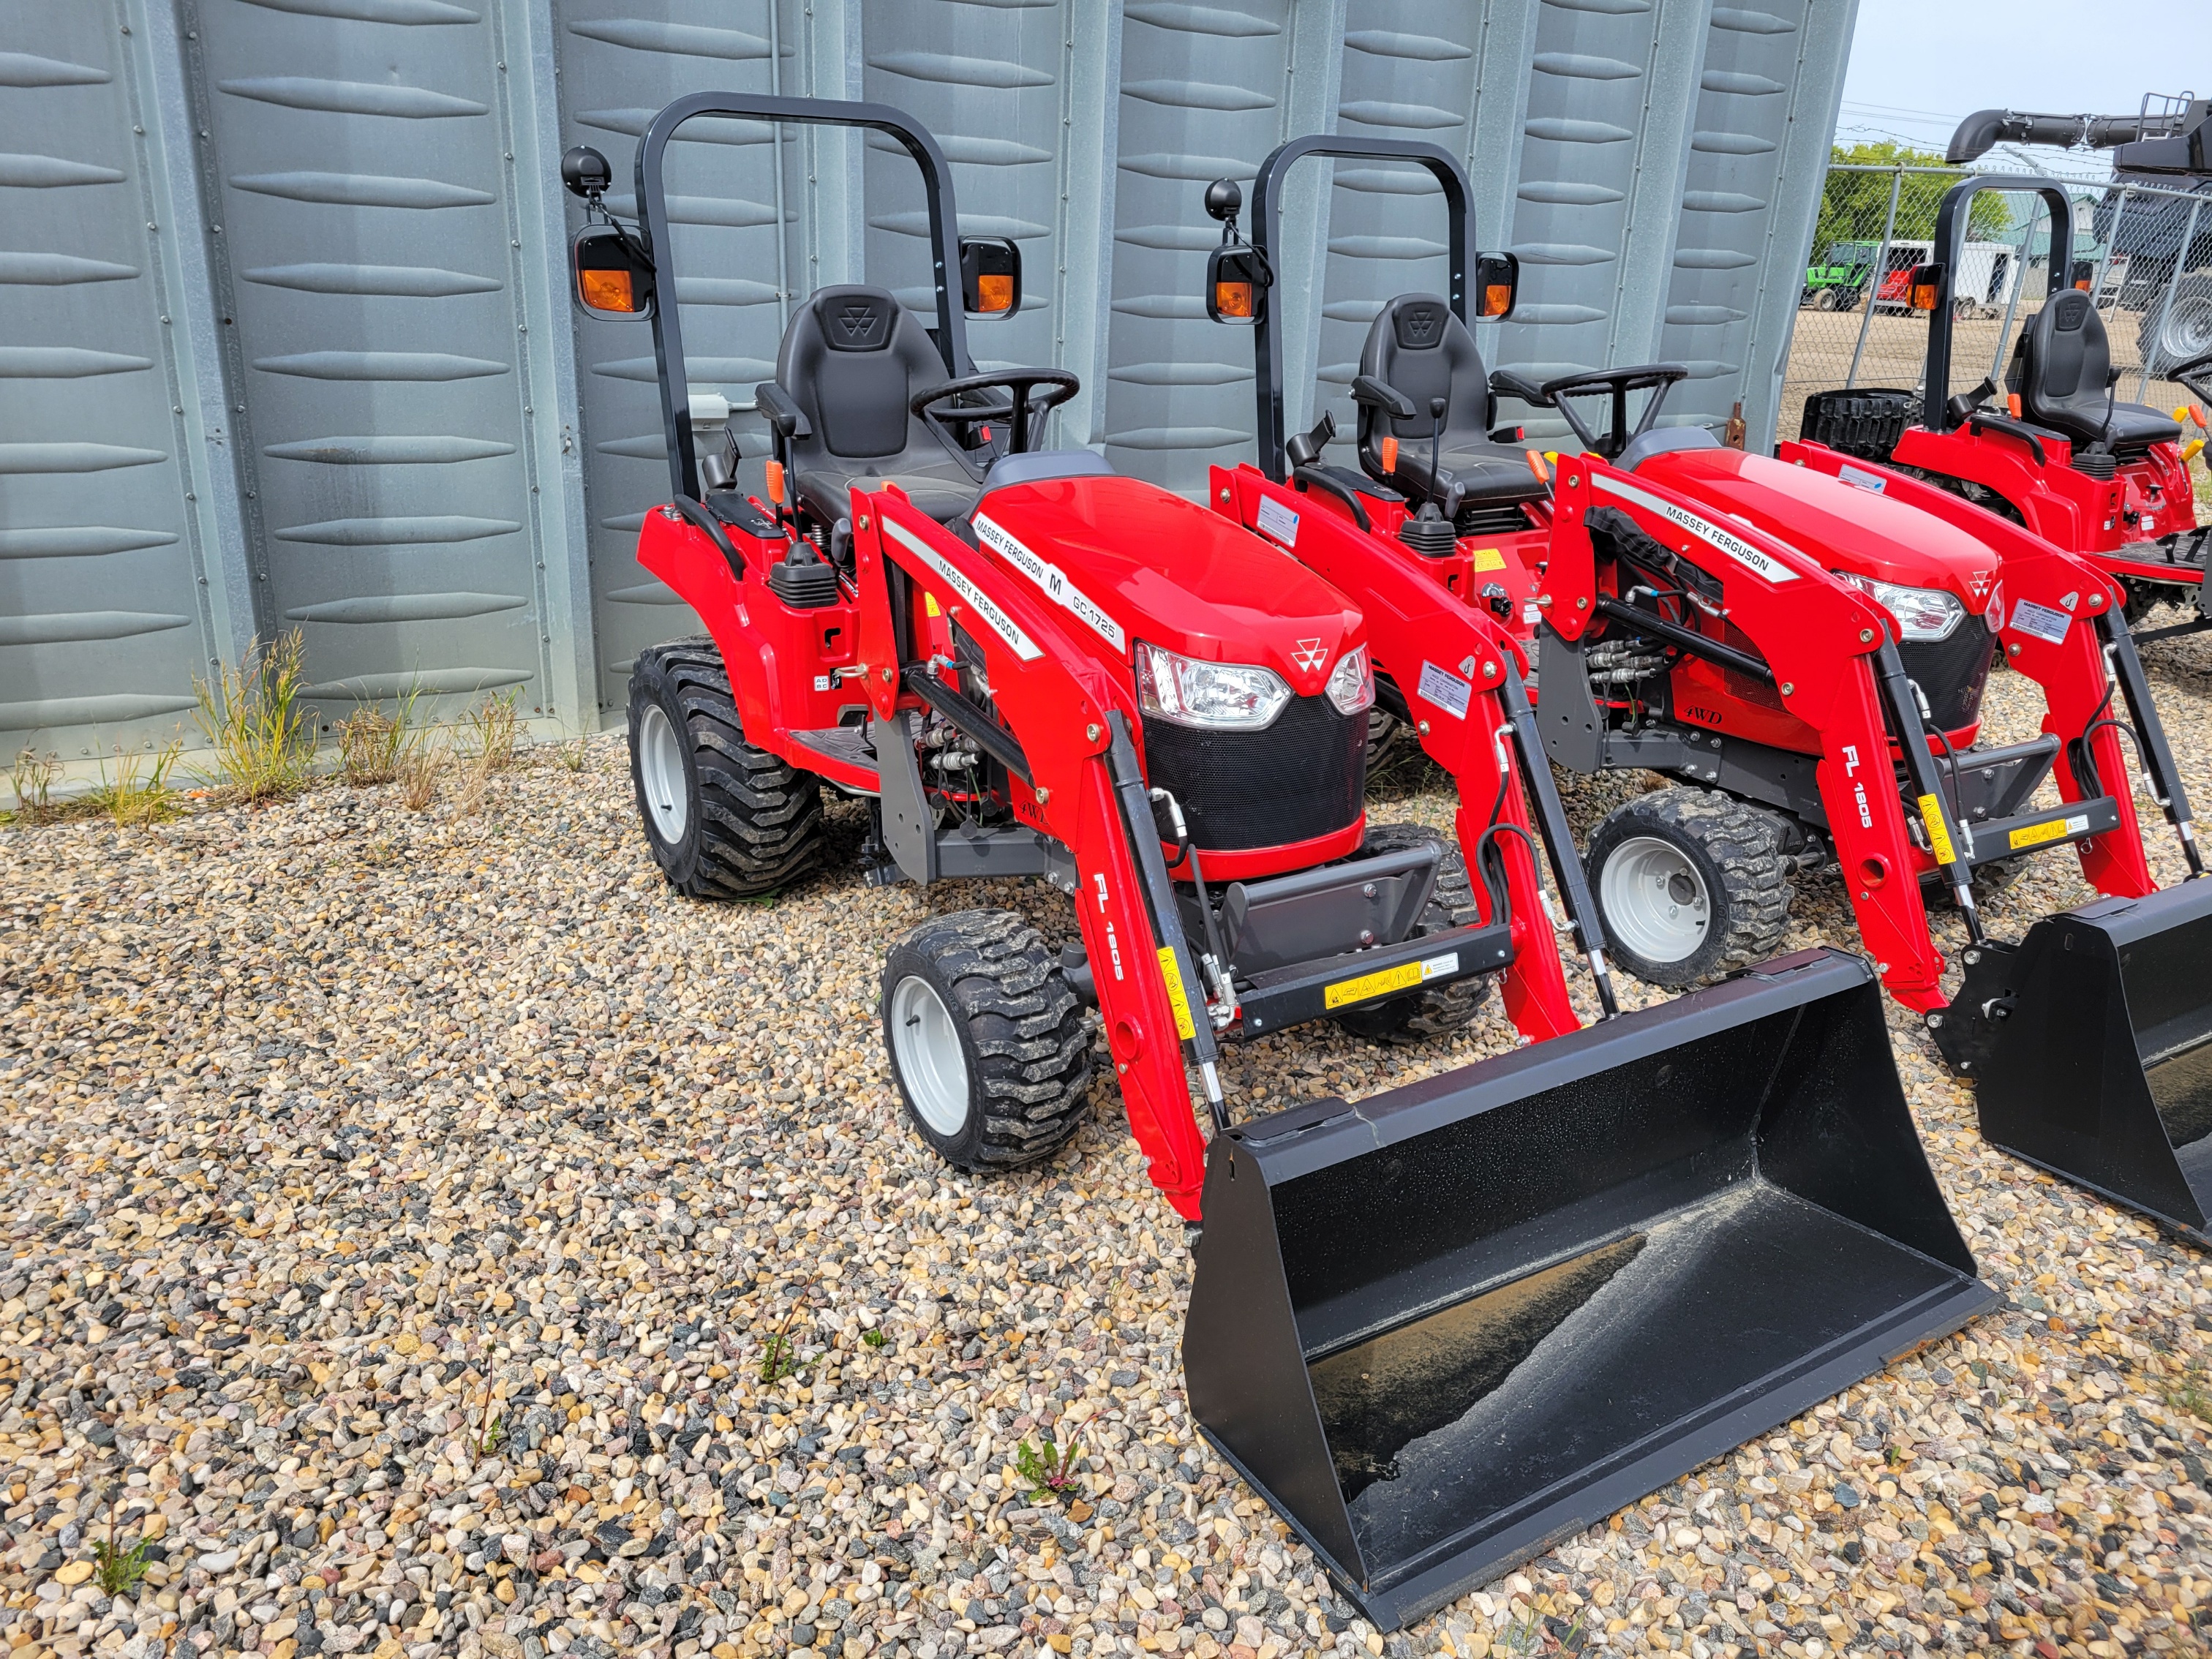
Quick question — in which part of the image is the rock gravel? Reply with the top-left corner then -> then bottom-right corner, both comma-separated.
8,627 -> 2212,1659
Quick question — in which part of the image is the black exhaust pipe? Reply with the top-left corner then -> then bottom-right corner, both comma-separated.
1186,949 -> 1993,1630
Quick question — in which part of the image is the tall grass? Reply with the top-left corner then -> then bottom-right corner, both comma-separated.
194,631 -> 316,801
9,748 -> 59,824
334,683 -> 424,786
87,741 -> 182,827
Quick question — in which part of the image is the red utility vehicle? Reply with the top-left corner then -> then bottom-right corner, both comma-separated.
1802,176 -> 2208,623
563,95 -> 1994,1627
1204,135 -> 2212,1249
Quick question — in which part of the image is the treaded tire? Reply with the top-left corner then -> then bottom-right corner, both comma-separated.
1331,821 -> 1491,1045
628,638 -> 824,899
1586,788 -> 1791,989
881,909 -> 1094,1171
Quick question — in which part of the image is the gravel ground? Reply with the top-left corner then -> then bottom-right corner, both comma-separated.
10,628 -> 2212,1659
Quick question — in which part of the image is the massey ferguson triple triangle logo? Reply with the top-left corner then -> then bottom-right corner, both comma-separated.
1403,308 -> 1440,343
836,304 -> 881,344
1292,639 -> 1328,672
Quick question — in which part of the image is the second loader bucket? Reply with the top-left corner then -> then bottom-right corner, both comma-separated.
1945,878 -> 2212,1244
1184,948 -> 1993,1630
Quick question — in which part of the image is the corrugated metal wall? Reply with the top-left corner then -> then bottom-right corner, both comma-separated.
0,0 -> 1855,778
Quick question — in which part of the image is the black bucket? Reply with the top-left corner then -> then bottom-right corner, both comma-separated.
1944,879 -> 2212,1244
1184,948 -> 1993,1630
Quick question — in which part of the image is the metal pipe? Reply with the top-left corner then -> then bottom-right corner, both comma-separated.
2139,197 -> 2204,401
1988,191 -> 2039,385
1845,167 -> 1903,391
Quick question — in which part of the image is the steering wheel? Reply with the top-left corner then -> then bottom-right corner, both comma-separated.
911,369 -> 1080,456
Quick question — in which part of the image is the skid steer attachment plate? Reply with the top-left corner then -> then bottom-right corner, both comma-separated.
1184,949 -> 1992,1630
1942,879 -> 2212,1244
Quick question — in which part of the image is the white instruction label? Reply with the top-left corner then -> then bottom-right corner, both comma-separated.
971,511 -> 1126,653
1838,464 -> 1889,494
2009,596 -> 2072,646
1593,472 -> 1802,584
1420,952 -> 1461,981
1417,660 -> 1472,721
1255,493 -> 1301,547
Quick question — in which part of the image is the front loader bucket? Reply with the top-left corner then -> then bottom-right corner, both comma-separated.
1952,879 -> 2212,1244
1184,949 -> 1991,1630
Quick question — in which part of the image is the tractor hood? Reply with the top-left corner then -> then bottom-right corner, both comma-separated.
1636,446 -> 2003,614
967,473 -> 1364,695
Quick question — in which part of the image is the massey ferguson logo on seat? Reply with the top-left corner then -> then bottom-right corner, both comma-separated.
1401,306 -> 1442,345
835,303 -> 884,346
1292,639 -> 1328,672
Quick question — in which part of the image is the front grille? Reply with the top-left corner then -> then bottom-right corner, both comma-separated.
1143,694 -> 1366,851
1900,624 -> 1998,733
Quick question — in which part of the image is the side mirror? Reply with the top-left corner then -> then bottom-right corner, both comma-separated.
1206,244 -> 1269,323
1474,252 -> 1519,320
960,237 -> 1021,317
1907,263 -> 1944,313
570,225 -> 654,320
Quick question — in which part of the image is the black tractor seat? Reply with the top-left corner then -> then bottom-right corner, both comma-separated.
1352,293 -> 1550,513
2008,289 -> 2183,455
759,285 -> 988,525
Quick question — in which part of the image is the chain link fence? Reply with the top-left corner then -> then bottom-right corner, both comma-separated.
1781,163 -> 2212,448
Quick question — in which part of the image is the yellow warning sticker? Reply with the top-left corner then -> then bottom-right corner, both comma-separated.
1917,794 -> 1959,865
924,592 -> 942,617
2009,812 -> 2091,851
1156,947 -> 1197,1041
1470,547 -> 1508,571
1325,960 -> 1424,1009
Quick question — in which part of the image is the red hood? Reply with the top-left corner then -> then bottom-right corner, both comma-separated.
968,473 -> 1364,695
1636,447 -> 2004,612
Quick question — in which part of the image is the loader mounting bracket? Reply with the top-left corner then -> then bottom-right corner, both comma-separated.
1924,940 -> 2024,1076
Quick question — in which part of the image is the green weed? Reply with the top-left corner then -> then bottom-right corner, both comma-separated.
10,748 -> 59,823
862,1328 -> 889,1350
759,1333 -> 799,1385
1013,1430 -> 1082,1502
87,741 -> 182,827
194,631 -> 316,801
335,684 -> 424,786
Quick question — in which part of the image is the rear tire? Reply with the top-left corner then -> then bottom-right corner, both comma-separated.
1331,821 -> 1491,1045
881,910 -> 1093,1170
1587,788 -> 1791,989
628,639 -> 824,899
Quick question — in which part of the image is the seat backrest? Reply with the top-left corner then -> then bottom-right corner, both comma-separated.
2011,288 -> 2112,441
1356,294 -> 1494,467
778,285 -> 952,462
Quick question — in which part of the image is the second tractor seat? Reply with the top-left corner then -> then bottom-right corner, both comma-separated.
2008,289 -> 2183,454
1353,293 -> 1549,511
767,285 -> 987,524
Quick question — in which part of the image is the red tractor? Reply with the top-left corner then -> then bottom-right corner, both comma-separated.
1204,135 -> 2212,1249
562,96 -> 1993,1626
1801,176 -> 2209,625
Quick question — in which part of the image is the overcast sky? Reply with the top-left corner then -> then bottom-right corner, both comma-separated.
1837,0 -> 2212,170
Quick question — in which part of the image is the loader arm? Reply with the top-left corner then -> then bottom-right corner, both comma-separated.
1784,442 -> 2188,895
1546,456 -> 1973,1009
852,486 -> 1216,1216
1213,464 -> 1593,1039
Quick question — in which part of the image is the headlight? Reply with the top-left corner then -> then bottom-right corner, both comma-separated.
1324,646 -> 1375,716
1135,641 -> 1291,730
1832,571 -> 1966,642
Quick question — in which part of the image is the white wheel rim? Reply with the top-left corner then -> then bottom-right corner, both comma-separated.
2163,296 -> 2212,361
1600,835 -> 1711,964
636,702 -> 689,843
891,975 -> 971,1137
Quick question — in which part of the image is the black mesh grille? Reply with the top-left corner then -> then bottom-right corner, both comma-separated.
1143,695 -> 1366,851
1900,623 -> 1998,733
1799,388 -> 1916,460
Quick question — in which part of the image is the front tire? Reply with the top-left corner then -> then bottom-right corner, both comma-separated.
881,911 -> 1093,1170
628,639 -> 824,899
1587,788 -> 1791,988
1331,821 -> 1491,1045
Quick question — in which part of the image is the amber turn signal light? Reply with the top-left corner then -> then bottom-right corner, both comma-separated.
1214,280 -> 1254,319
974,274 -> 1014,315
579,267 -> 638,313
